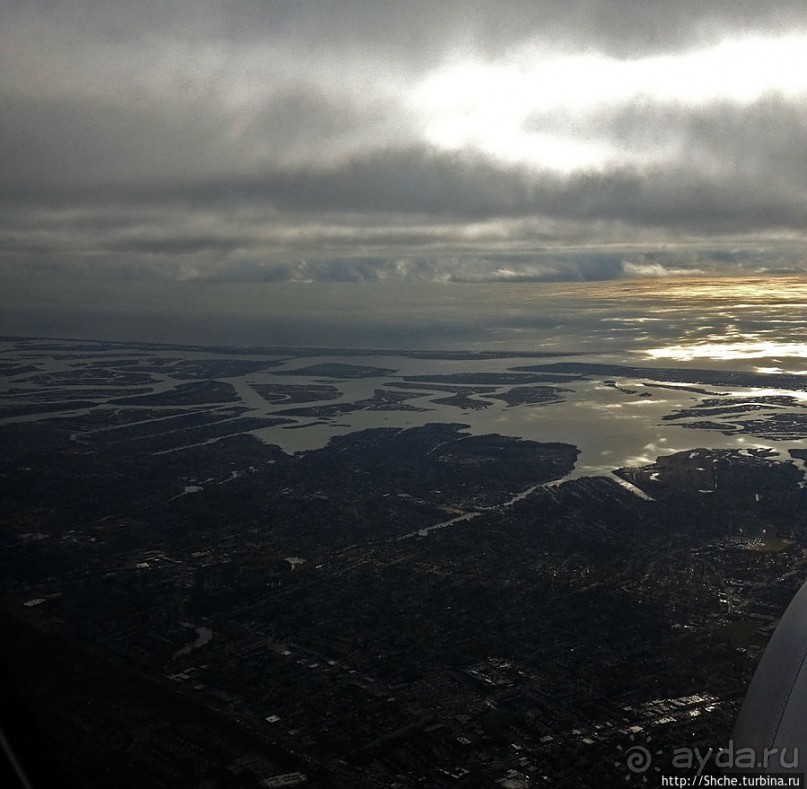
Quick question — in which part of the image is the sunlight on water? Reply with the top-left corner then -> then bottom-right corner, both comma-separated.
645,341 -> 807,362
613,277 -> 807,369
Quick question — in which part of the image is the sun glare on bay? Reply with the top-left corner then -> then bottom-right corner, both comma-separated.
645,341 -> 807,363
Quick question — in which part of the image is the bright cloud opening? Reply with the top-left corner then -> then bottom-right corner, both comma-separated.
412,34 -> 807,171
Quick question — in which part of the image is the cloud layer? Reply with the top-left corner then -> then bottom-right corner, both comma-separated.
2,1 -> 807,287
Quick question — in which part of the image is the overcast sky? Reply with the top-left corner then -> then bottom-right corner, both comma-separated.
2,0 -> 807,291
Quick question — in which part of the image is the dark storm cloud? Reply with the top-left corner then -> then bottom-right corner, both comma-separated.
531,94 -> 807,184
25,143 -> 801,234
525,96 -> 807,232
11,1 -> 806,59
443,254 -> 625,283
0,86 -> 383,194
108,237 -> 244,257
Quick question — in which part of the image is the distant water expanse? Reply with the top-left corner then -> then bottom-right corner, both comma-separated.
4,274 -> 807,481
4,275 -> 807,364
0,277 -> 807,360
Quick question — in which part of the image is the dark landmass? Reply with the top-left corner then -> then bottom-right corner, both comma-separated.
431,392 -> 494,410
282,420 -> 331,430
664,395 -> 807,421
44,407 -> 289,452
273,363 -> 398,378
679,420 -> 739,432
398,350 -> 584,360
642,382 -> 730,396
615,446 -> 802,494
3,387 -> 152,401
665,404 -> 777,420
662,395 -> 807,440
251,383 -> 341,404
603,379 -> 653,397
387,382 -> 500,409
489,385 -> 571,407
166,359 -> 282,379
96,358 -> 282,379
403,372 -> 584,385
24,369 -> 158,386
66,354 -> 174,363
700,395 -> 805,409
109,380 -> 241,406
2,339 -> 152,352
1,607 -> 313,789
0,419 -> 576,552
1,335 -> 583,361
0,364 -> 41,376
276,388 -> 431,418
1,400 -> 100,418
40,407 -> 202,431
4,337 -> 807,788
729,413 -> 807,440
108,415 -> 290,453
388,382 -> 572,410
386,381 -> 497,394
514,362 -> 807,391
4,418 -> 805,787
